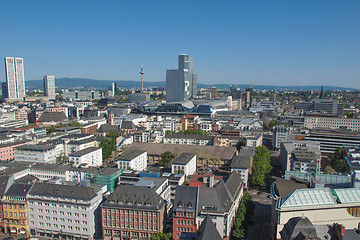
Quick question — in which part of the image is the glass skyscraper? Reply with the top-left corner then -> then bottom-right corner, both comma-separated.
166,54 -> 197,102
4,57 -> 25,100
43,75 -> 56,99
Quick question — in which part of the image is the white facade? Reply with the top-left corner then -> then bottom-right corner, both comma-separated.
171,153 -> 196,176
117,150 -> 148,171
43,75 -> 56,99
272,126 -> 291,149
69,147 -> 103,167
14,145 -> 57,164
304,116 -> 360,131
5,57 -> 25,99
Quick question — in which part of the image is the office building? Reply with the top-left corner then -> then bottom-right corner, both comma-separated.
166,54 -> 198,102
304,115 -> 360,131
112,82 -> 118,96
244,86 -> 252,109
43,75 -> 56,99
4,57 -> 25,100
272,126 -> 291,149
296,99 -> 344,116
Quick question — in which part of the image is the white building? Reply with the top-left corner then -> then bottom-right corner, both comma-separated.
43,75 -> 56,99
304,115 -> 360,131
171,153 -> 196,176
4,57 -> 25,100
28,182 -> 104,240
116,150 -> 147,171
272,126 -> 291,149
69,147 -> 103,167
14,144 -> 57,164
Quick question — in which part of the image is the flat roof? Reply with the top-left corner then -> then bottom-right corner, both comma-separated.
116,150 -> 147,161
69,147 -> 101,157
173,153 -> 196,165
16,144 -> 55,151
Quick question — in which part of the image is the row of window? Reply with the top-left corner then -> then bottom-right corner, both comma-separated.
4,212 -> 26,218
176,220 -> 193,225
104,229 -> 148,237
176,227 -> 193,232
103,223 -> 157,231
35,222 -> 87,232
33,215 -> 87,224
175,212 -> 193,217
102,209 -> 157,217
104,216 -> 157,222
3,204 -> 25,209
29,202 -> 86,210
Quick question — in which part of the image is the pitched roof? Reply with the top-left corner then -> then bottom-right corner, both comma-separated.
5,183 -> 33,197
230,155 -> 251,169
333,188 -> 360,204
173,185 -> 198,213
37,112 -> 67,122
120,120 -> 136,130
0,176 -> 12,197
280,217 -> 319,240
196,215 -> 223,240
29,182 -> 97,201
165,133 -> 214,140
103,185 -> 165,210
97,124 -> 121,133
198,181 -> 232,213
225,171 -> 243,199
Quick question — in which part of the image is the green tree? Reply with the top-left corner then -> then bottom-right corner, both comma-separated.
165,130 -> 172,134
160,151 -> 174,166
99,139 -> 114,160
344,111 -> 353,118
329,147 -> 347,173
150,232 -> 172,240
269,119 -> 276,129
231,192 -> 254,240
47,125 -> 56,135
251,145 -> 272,187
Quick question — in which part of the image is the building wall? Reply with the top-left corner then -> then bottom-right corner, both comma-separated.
14,148 -> 56,164
117,152 -> 147,171
304,116 -> 360,131
69,148 -> 102,167
172,156 -> 196,176
2,197 -> 29,237
173,211 -> 197,240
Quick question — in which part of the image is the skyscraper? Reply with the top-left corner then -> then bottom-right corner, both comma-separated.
43,75 -> 56,99
112,82 -> 118,96
4,57 -> 25,99
166,54 -> 198,102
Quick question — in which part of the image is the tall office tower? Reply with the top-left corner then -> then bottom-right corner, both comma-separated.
166,54 -> 198,102
43,75 -> 56,99
112,82 -> 118,96
4,57 -> 25,99
244,86 -> 253,109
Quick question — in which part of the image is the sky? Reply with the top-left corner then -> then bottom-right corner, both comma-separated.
0,0 -> 359,88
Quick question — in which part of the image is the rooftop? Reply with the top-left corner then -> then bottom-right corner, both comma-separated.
16,144 -> 55,151
165,133 -> 214,140
173,153 -> 196,165
116,150 -> 147,161
69,147 -> 102,157
333,188 -> 360,204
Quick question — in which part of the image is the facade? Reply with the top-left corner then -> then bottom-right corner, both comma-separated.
2,183 -> 32,237
14,144 -> 57,164
229,147 -> 254,187
117,150 -> 147,171
296,99 -> 344,116
304,115 -> 360,131
171,153 -> 196,176
164,134 -> 214,146
0,140 -> 28,161
69,147 -> 103,167
112,82 -> 118,96
4,57 -> 25,100
28,182 -> 103,240
273,126 -> 291,149
290,149 -> 320,174
166,54 -> 198,102
101,185 -> 166,240
43,75 -> 56,99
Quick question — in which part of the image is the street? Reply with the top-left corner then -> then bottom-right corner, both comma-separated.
246,190 -> 272,240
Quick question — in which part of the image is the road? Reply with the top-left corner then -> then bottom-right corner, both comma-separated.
246,190 -> 272,240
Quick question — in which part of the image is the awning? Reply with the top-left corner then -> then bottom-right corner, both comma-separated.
11,229 -> 17,233
20,230 -> 26,234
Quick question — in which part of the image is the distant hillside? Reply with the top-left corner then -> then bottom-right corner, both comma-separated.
25,78 -> 357,91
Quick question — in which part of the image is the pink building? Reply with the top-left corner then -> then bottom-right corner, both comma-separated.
0,140 -> 28,161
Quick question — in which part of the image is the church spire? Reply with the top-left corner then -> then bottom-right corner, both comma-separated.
319,85 -> 325,99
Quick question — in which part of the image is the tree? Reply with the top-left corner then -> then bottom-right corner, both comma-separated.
165,130 -> 172,134
325,165 -> 336,174
99,139 -> 114,160
251,145 -> 272,187
231,192 -> 254,240
269,119 -> 276,129
150,233 -> 172,240
159,151 -> 174,166
47,125 -> 56,135
329,147 -> 347,173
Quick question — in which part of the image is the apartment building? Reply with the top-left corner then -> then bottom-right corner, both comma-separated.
171,153 -> 196,176
272,126 -> 291,149
164,134 -> 214,146
14,144 -> 57,164
69,147 -> 102,167
116,150 -> 147,171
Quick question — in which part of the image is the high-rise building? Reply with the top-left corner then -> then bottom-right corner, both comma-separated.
112,82 -> 118,96
43,75 -> 55,99
166,54 -> 198,102
4,57 -> 25,100
244,86 -> 252,109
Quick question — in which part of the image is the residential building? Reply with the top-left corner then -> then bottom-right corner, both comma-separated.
172,153 -> 196,176
273,126 -> 291,149
116,150 -> 147,171
290,149 -> 320,174
166,54 -> 198,102
230,146 -> 254,187
69,147 -> 103,167
0,176 -> 15,234
14,144 -> 57,164
2,183 -> 33,237
164,134 -> 214,146
0,140 -> 28,161
188,174 -> 222,188
181,115 -> 199,131
28,182 -> 103,240
304,115 -> 360,131
134,178 -> 171,210
4,57 -> 25,100
101,185 -> 166,240
43,75 -> 56,99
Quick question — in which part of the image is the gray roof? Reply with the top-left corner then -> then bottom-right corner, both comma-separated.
123,142 -> 235,161
196,215 -> 223,240
97,124 -> 121,133
280,217 -> 319,240
120,121 -> 136,130
173,153 -> 196,165
103,185 -> 165,210
16,144 -> 55,151
292,149 -> 316,162
117,150 -> 147,161
230,155 -> 251,169
29,182 -> 97,200
67,137 -> 97,145
37,112 -> 67,122
198,181 -> 233,213
0,176 -> 12,197
165,133 -> 214,140
69,147 -> 101,157
173,185 -> 198,213
5,183 -> 33,197
225,171 -> 243,199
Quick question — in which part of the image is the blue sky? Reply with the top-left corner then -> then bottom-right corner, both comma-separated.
1,0 -> 359,88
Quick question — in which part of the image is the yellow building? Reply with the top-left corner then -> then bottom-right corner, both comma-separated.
2,183 -> 32,237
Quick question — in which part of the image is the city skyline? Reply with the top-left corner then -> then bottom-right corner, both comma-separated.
0,1 -> 359,89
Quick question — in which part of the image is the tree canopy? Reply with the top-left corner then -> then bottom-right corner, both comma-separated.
231,192 -> 254,240
160,151 -> 175,166
328,147 -> 347,173
251,145 -> 272,186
